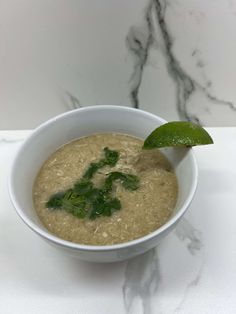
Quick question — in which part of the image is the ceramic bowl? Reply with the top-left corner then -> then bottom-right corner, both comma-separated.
9,106 -> 198,262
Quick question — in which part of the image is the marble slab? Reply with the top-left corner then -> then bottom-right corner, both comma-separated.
1,1 -> 236,128
1,128 -> 236,314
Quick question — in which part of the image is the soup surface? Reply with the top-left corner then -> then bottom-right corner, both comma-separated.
33,133 -> 178,245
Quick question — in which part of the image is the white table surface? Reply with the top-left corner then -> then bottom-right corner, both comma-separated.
0,128 -> 236,314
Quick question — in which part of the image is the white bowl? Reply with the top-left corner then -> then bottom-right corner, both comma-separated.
9,106 -> 198,262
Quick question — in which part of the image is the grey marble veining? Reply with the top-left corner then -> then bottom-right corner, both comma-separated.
1,0 -> 236,128
125,0 -> 236,125
174,218 -> 204,313
123,249 -> 160,314
174,261 -> 205,314
126,2 -> 154,109
63,91 -> 82,110
121,218 -> 205,314
175,218 -> 203,256
63,0 -> 236,126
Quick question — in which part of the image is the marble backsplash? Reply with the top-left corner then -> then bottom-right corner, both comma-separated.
1,0 -> 236,129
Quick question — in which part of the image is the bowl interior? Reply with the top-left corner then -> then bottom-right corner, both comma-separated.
10,106 -> 197,244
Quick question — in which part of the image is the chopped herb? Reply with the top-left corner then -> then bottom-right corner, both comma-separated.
82,162 -> 103,180
73,180 -> 94,195
46,147 -> 139,220
103,147 -> 119,166
62,198 -> 87,218
46,192 -> 65,208
82,147 -> 119,180
89,196 -> 121,219
104,172 -> 140,192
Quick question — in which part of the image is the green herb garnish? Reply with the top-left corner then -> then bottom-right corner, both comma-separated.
82,147 -> 119,180
104,172 -> 140,192
46,147 -> 139,219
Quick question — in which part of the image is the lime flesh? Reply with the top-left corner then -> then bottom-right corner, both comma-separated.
143,121 -> 213,149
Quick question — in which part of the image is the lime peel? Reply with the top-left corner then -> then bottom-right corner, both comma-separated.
143,121 -> 213,149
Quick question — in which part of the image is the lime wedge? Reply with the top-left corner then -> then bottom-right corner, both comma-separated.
143,121 -> 213,149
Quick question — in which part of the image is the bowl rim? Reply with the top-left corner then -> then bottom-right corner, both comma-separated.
9,105 -> 198,252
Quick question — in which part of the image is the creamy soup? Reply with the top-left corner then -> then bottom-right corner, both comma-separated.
33,133 -> 178,245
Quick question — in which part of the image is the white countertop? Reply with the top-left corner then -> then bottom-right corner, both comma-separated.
1,128 -> 236,314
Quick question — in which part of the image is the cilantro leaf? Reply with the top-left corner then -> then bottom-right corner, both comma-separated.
89,196 -> 121,219
119,173 -> 140,190
46,147 -> 139,220
74,180 -> 94,195
46,192 -> 65,208
62,199 -> 87,218
104,147 -> 119,166
104,172 -> 140,192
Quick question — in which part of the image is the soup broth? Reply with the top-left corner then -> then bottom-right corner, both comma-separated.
33,133 -> 178,245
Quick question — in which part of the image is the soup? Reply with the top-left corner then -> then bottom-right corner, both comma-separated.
33,133 -> 178,245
